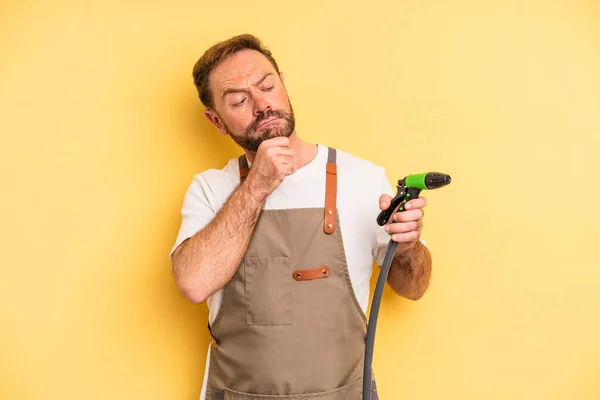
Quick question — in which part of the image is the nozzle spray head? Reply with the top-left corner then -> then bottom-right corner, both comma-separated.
405,172 -> 452,190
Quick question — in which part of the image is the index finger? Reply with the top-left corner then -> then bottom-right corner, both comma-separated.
404,196 -> 428,210
260,136 -> 290,148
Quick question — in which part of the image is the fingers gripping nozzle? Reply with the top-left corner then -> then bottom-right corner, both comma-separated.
376,172 -> 452,226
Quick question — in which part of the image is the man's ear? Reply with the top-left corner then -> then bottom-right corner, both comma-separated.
204,108 -> 227,136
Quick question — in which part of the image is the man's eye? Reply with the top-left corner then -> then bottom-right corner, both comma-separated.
234,98 -> 247,107
263,86 -> 274,92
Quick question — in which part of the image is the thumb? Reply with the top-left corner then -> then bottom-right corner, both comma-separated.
379,194 -> 393,211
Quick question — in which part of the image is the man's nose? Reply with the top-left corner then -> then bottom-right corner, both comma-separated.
253,93 -> 271,116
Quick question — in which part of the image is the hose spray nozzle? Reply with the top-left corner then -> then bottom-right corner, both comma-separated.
376,172 -> 452,226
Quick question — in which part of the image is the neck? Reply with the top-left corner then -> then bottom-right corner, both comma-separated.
245,131 -> 317,168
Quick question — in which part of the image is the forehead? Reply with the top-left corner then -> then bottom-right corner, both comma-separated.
211,49 -> 277,90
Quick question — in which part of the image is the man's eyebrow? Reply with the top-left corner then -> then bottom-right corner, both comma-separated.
254,72 -> 273,86
221,73 -> 274,99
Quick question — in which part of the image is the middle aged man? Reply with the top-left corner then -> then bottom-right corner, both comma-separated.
170,34 -> 432,400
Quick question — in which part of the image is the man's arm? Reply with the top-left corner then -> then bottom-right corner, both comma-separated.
171,137 -> 297,304
171,180 -> 265,303
377,195 -> 432,300
386,240 -> 432,300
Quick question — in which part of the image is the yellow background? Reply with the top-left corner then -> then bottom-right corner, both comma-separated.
2,0 -> 599,399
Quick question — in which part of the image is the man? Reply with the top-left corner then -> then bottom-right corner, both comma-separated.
170,34 -> 432,400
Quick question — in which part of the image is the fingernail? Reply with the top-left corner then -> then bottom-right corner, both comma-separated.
385,225 -> 390,232
405,203 -> 412,209
381,201 -> 388,208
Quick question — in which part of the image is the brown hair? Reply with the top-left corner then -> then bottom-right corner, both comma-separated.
192,34 -> 281,110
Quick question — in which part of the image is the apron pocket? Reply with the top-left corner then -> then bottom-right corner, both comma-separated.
244,256 -> 292,326
221,379 -> 362,400
223,388 -> 298,399
299,378 -> 362,399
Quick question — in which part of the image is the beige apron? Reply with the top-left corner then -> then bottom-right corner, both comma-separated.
206,147 -> 372,400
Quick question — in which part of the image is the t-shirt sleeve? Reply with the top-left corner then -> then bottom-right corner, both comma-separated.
372,167 -> 428,267
169,174 -> 217,262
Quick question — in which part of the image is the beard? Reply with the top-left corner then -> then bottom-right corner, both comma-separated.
223,101 -> 296,152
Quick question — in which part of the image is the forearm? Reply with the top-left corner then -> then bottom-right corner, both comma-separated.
172,180 -> 266,303
386,240 -> 432,300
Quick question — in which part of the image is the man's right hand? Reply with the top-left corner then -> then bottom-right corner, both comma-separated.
245,137 -> 297,200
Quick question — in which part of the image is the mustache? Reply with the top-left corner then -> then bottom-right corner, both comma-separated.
247,110 -> 289,134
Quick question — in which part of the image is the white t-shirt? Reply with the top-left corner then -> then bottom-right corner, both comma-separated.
170,143 -> 423,400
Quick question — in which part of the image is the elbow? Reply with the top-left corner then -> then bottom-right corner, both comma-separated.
389,284 -> 427,301
178,280 -> 209,304
172,262 -> 209,304
405,291 -> 426,301
405,281 -> 430,301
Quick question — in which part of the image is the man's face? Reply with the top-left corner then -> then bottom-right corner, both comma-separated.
206,49 -> 295,152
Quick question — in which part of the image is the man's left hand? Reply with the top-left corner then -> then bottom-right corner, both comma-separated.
379,194 -> 427,254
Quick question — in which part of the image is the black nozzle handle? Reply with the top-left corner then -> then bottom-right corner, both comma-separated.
376,186 -> 422,226
377,190 -> 405,226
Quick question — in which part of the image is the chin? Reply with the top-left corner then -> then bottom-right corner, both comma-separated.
262,126 -> 293,140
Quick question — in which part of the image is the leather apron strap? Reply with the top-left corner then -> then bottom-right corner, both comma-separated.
324,147 -> 337,234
